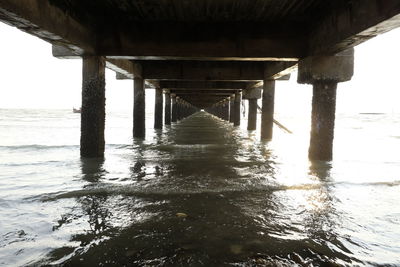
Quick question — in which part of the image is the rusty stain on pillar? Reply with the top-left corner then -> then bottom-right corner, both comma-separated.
164,92 -> 171,125
247,99 -> 257,130
261,80 -> 275,140
171,94 -> 177,123
80,56 -> 106,158
154,88 -> 163,129
133,77 -> 145,138
234,92 -> 241,126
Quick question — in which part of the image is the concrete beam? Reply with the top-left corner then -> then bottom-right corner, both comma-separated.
298,49 -> 354,84
0,0 -> 94,54
106,59 -> 142,79
248,62 -> 297,89
99,22 -> 304,61
142,61 -> 265,81
159,81 -> 253,90
170,90 -> 237,96
243,88 -> 262,100
52,45 -> 143,80
310,0 -> 400,55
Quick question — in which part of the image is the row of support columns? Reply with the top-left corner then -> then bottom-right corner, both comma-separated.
80,49 -> 354,161
80,57 -> 199,158
205,91 -> 241,127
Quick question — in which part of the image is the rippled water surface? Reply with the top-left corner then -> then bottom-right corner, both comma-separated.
0,109 -> 399,266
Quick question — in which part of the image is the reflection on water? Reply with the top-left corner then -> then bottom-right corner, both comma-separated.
0,110 -> 400,266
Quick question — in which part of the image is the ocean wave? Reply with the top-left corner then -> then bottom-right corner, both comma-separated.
32,179 -> 400,202
0,144 -> 79,151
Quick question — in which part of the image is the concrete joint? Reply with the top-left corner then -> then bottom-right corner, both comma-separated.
242,88 -> 262,100
297,48 -> 354,84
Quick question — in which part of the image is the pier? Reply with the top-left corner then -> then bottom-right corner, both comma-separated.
1,1 -> 400,160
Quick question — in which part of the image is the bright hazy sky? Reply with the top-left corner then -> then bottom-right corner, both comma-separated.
1,22 -> 400,114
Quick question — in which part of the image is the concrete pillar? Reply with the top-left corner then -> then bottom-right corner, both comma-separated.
309,82 -> 337,160
234,92 -> 241,126
171,94 -> 177,123
247,99 -> 257,130
224,102 -> 230,121
133,77 -> 145,138
229,96 -> 234,123
154,88 -> 163,129
80,56 -> 106,158
176,99 -> 182,121
164,92 -> 171,125
261,80 -> 275,140
298,48 -> 354,160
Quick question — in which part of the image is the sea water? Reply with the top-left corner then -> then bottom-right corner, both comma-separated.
0,109 -> 399,266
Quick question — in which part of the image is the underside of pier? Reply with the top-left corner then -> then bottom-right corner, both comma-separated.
1,0 -> 400,159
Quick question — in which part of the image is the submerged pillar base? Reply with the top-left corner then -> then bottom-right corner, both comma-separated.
154,88 -> 163,129
133,77 -> 145,138
171,94 -> 177,123
298,49 -> 354,161
261,80 -> 275,140
234,91 -> 241,126
247,99 -> 257,130
80,56 -> 106,158
165,92 -> 171,125
309,82 -> 337,161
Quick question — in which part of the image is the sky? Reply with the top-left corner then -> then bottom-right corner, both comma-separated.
1,22 -> 400,114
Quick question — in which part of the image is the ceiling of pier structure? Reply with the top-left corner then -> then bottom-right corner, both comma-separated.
45,0 -> 351,108
2,0 -> 400,108
47,0 -> 356,61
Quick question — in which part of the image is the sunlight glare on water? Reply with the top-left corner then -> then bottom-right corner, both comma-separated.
0,109 -> 399,266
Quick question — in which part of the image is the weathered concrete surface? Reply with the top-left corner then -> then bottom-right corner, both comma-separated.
298,49 -> 354,84
229,96 -> 235,123
223,102 -> 230,121
164,92 -> 171,125
142,61 -> 265,81
247,99 -> 258,131
159,81 -> 252,90
309,0 -> 400,55
154,88 -> 163,129
171,94 -> 177,123
133,77 -> 145,138
170,90 -> 236,96
234,92 -> 241,127
309,82 -> 337,161
243,88 -> 262,100
261,80 -> 275,140
298,50 -> 354,160
0,0 -> 95,54
80,56 -> 105,158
